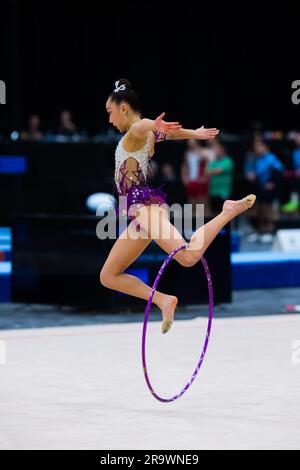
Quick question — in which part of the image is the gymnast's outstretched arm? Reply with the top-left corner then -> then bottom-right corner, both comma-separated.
129,112 -> 181,139
129,112 -> 219,141
166,126 -> 219,141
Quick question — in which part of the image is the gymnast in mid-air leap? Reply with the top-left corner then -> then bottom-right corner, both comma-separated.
100,79 -> 256,334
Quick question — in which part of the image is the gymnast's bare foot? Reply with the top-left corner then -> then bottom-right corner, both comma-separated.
159,294 -> 178,334
222,194 -> 256,218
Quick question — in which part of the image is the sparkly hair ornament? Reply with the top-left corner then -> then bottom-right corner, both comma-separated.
114,80 -> 127,93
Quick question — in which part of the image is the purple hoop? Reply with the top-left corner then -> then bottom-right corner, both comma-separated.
141,243 -> 214,403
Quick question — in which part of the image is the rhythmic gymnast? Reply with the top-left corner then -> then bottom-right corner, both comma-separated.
100,79 -> 256,334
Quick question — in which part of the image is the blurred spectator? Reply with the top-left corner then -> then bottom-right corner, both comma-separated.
57,110 -> 77,136
148,160 -> 162,186
206,141 -> 234,214
181,139 -> 210,214
292,133 -> 300,213
245,139 -> 284,241
20,114 -> 43,141
161,162 -> 186,207
293,132 -> 300,178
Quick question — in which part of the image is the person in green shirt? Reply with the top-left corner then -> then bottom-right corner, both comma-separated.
206,141 -> 234,214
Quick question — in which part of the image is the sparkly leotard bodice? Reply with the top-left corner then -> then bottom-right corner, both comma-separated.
113,130 -> 169,221
114,132 -> 153,195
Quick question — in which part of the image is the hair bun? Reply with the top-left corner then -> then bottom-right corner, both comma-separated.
109,79 -> 142,116
117,78 -> 132,88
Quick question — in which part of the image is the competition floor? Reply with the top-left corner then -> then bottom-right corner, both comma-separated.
0,288 -> 300,450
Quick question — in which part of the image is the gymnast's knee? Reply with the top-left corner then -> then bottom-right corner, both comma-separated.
100,268 -> 116,288
176,248 -> 200,268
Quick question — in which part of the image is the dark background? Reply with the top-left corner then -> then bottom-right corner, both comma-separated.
1,0 -> 298,306
0,0 -> 299,134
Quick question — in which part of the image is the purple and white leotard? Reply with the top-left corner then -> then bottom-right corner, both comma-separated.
113,130 -> 168,224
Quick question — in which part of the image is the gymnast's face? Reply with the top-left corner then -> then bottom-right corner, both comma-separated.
106,97 -> 128,133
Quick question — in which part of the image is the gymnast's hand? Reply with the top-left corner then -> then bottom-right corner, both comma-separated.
155,112 -> 182,135
195,126 -> 220,140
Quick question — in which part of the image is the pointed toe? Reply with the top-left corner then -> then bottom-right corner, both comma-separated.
242,194 -> 256,209
161,318 -> 173,334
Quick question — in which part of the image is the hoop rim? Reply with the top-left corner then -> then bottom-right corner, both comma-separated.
141,243 -> 214,403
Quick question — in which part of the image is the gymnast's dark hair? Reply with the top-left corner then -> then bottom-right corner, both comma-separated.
109,79 -> 143,117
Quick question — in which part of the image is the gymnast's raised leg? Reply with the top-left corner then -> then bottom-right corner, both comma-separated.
100,195 -> 256,333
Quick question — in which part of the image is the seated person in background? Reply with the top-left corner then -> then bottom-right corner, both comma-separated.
181,139 -> 210,215
293,133 -> 300,210
206,141 -> 234,214
57,110 -> 77,136
245,139 -> 284,241
280,132 -> 300,214
20,114 -> 43,141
